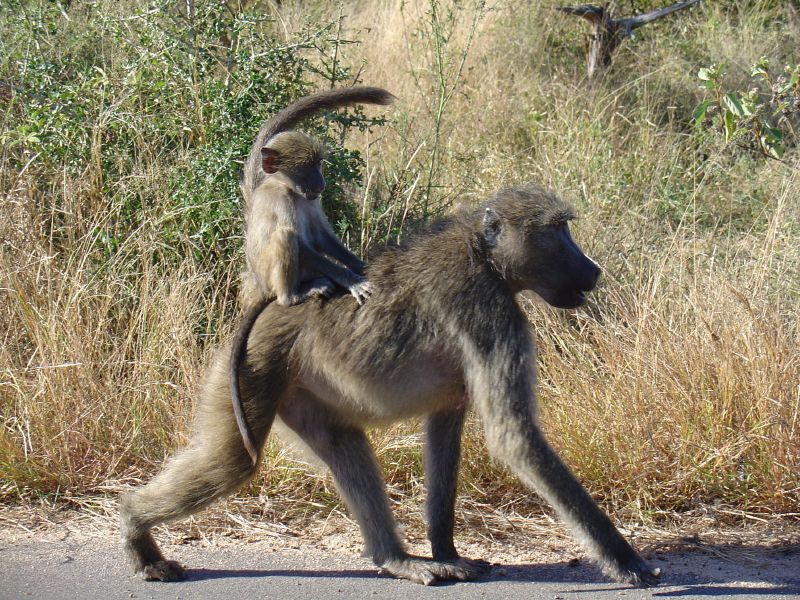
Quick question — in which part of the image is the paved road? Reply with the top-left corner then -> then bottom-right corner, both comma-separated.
1,533 -> 798,600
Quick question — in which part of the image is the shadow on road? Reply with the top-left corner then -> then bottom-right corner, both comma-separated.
187,567 -> 390,581
653,586 -> 800,597
181,541 -> 800,596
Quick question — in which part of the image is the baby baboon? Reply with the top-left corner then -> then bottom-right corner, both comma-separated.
232,86 -> 395,463
121,185 -> 662,588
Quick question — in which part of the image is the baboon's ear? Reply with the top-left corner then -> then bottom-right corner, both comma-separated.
261,148 -> 280,174
483,207 -> 501,248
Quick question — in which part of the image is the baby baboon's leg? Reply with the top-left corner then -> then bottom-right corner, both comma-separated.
279,391 -> 479,586
121,349 -> 286,581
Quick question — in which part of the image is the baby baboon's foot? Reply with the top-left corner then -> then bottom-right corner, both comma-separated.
288,277 -> 335,305
302,277 -> 335,300
141,560 -> 185,582
380,555 -> 485,585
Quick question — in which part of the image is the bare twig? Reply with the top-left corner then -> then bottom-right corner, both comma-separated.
558,0 -> 703,80
621,0 -> 703,30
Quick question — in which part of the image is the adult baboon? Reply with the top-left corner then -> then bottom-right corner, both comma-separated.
120,185 -> 661,587
233,86 -> 395,463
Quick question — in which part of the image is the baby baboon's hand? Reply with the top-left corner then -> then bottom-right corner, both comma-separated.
348,278 -> 373,305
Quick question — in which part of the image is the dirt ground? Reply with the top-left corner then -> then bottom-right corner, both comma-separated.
1,500 -> 798,584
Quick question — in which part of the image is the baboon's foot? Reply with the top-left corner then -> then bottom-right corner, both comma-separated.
379,555 -> 486,585
610,556 -> 662,588
141,560 -> 186,582
447,556 -> 491,578
121,527 -> 183,582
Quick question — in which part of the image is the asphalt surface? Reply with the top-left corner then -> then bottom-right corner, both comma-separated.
1,533 -> 798,600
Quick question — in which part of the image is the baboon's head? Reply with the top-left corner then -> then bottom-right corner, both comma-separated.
481,185 -> 601,308
261,131 -> 328,198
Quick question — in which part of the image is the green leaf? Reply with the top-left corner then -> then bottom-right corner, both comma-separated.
780,71 -> 799,94
767,127 -> 783,141
761,134 -> 785,158
751,57 -> 769,78
698,64 -> 726,84
723,110 -> 736,142
723,92 -> 747,118
697,67 -> 713,81
692,99 -> 710,127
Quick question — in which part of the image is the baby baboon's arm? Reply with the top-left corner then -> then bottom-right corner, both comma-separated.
298,241 -> 372,304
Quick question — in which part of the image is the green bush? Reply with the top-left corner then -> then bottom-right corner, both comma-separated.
693,58 -> 800,159
1,0 -> 385,272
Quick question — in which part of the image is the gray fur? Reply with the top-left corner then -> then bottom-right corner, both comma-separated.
121,184 -> 660,588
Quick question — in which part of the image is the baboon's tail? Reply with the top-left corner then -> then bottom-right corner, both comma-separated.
242,86 -> 395,194
229,297 -> 272,465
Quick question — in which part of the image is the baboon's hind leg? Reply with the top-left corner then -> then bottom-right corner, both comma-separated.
120,350 -> 285,581
279,391 -> 479,586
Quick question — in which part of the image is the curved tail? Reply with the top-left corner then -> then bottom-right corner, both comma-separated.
229,297 -> 271,465
242,86 -> 395,195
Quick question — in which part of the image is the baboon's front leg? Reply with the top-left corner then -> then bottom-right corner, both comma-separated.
424,405 -> 466,560
279,392 -> 479,585
470,371 -> 661,587
424,405 -> 489,580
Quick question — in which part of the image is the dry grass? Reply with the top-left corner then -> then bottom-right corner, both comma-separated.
1,0 -> 798,533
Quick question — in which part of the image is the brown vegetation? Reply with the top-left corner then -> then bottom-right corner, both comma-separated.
1,0 -> 797,530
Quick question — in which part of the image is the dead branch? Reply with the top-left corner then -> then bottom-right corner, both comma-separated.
558,0 -> 703,81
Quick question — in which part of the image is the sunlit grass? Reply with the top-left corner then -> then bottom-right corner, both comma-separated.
1,0 -> 797,525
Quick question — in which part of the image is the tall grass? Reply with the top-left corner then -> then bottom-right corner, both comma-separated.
1,0 -> 798,525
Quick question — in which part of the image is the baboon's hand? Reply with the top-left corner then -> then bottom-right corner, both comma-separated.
347,278 -> 373,305
614,557 -> 662,588
632,565 -> 662,588
439,557 -> 490,578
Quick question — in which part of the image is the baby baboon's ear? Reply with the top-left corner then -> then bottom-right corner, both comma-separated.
261,147 -> 280,174
483,207 -> 501,248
